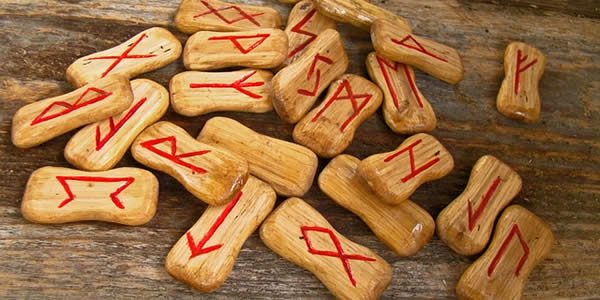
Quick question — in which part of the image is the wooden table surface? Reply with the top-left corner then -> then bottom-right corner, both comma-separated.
1,0 -> 599,298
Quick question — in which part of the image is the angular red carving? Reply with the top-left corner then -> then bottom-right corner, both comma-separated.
467,176 -> 502,231
186,191 -> 243,259
55,176 -> 134,209
487,224 -> 529,277
301,226 -> 376,287
85,33 -> 157,78
514,49 -> 538,95
376,55 -> 423,109
208,33 -> 269,54
31,87 -> 113,126
297,53 -> 333,96
391,35 -> 448,63
287,9 -> 318,58
95,97 -> 148,150
311,79 -> 372,132
189,70 -> 264,99
384,138 -> 440,183
140,136 -> 211,174
193,0 -> 264,26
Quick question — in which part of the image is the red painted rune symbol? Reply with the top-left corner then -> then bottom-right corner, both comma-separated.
487,224 -> 529,277
297,54 -> 333,96
514,49 -> 538,95
187,191 -> 243,259
467,176 -> 502,231
140,136 -> 211,174
31,87 -> 112,126
208,34 -> 269,54
288,9 -> 318,58
95,97 -> 148,150
190,70 -> 264,99
376,55 -> 423,109
301,226 -> 376,287
391,35 -> 448,63
85,33 -> 157,78
193,0 -> 264,26
384,138 -> 440,183
311,79 -> 372,132
55,176 -> 134,209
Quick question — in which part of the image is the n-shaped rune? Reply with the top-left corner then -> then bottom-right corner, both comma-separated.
384,138 -> 440,183
85,33 -> 157,78
140,136 -> 211,174
193,0 -> 264,26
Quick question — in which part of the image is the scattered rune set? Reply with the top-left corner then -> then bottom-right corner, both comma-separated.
65,79 -> 169,171
293,74 -> 383,158
283,0 -> 336,66
272,29 -> 349,123
497,42 -> 546,123
21,166 -> 158,225
131,121 -> 249,206
366,52 -> 437,134
11,75 -> 133,149
359,133 -> 454,205
456,205 -> 554,300
166,176 -> 276,292
175,0 -> 282,34
312,0 -> 410,31
437,155 -> 522,256
66,27 -> 182,87
183,28 -> 288,70
260,197 -> 392,300
371,19 -> 464,84
170,69 -> 273,116
319,155 -> 435,256
196,117 -> 318,197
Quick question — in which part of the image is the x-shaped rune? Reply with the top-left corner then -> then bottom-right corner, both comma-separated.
301,226 -> 376,287
85,33 -> 157,78
55,176 -> 134,209
193,0 -> 264,26
140,136 -> 211,174
190,70 -> 264,99
311,79 -> 372,132
31,87 -> 112,126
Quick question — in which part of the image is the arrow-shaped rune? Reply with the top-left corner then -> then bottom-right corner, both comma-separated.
55,176 -> 135,209
190,70 -> 264,99
297,53 -> 333,96
95,97 -> 148,150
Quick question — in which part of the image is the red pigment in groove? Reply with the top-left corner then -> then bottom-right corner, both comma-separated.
311,79 -> 372,132
391,35 -> 448,63
297,54 -> 333,96
193,0 -> 264,26
287,9 -> 318,58
190,70 -> 264,99
467,176 -> 502,231
31,87 -> 113,126
56,176 -> 134,209
384,138 -> 440,183
375,55 -> 424,109
487,223 -> 529,277
95,97 -> 148,150
514,49 -> 538,95
208,33 -> 270,54
140,136 -> 211,174
85,33 -> 157,78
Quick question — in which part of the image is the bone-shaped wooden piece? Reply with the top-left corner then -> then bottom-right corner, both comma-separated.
437,155 -> 522,256
64,79 -> 169,171
359,133 -> 454,205
272,29 -> 349,123
66,27 -> 182,87
319,155 -> 434,256
371,19 -> 464,84
11,75 -> 133,149
456,205 -> 554,300
131,121 -> 248,206
183,29 -> 288,71
496,42 -> 546,123
312,0 -> 410,31
366,52 -> 436,134
260,197 -> 392,299
293,74 -> 382,158
170,69 -> 273,116
196,117 -> 318,197
166,176 -> 276,292
21,166 -> 158,225
175,0 -> 282,34
283,0 -> 336,67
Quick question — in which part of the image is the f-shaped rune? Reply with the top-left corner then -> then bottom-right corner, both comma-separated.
140,136 -> 211,174
56,176 -> 134,209
301,226 -> 376,287
514,49 -> 538,95
190,70 -> 264,99
311,79 -> 372,132
85,33 -> 157,78
193,0 -> 264,26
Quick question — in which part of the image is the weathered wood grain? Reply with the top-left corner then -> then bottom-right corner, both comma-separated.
0,0 -> 599,299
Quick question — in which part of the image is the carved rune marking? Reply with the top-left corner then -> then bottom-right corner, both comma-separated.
190,70 -> 264,99
376,55 -> 423,110
297,54 -> 333,96
487,224 -> 530,277
186,191 -> 243,259
208,34 -> 270,54
301,226 -> 376,287
55,176 -> 134,209
85,34 -> 157,78
288,9 -> 318,58
140,136 -> 211,174
514,49 -> 539,95
384,138 -> 440,183
95,97 -> 148,150
391,35 -> 448,63
467,176 -> 502,231
31,87 -> 113,126
311,79 -> 372,132
193,0 -> 264,26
